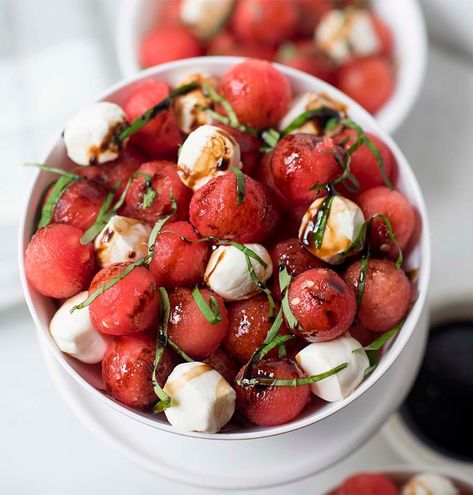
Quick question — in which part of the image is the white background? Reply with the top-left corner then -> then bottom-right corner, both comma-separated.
1,0 -> 473,493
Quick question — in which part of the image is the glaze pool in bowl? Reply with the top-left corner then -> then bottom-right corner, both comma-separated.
18,57 -> 430,440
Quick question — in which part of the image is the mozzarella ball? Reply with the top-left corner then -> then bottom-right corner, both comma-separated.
173,72 -> 216,133
164,362 -> 236,433
94,215 -> 151,268
181,0 -> 235,39
204,243 -> 272,301
63,102 -> 128,165
316,8 -> 380,64
49,292 -> 110,364
177,124 -> 241,190
402,473 -> 459,495
295,334 -> 369,402
299,195 -> 365,264
278,91 -> 347,135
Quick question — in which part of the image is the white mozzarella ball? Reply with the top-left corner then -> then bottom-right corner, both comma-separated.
49,292 -> 110,364
63,102 -> 127,165
204,243 -> 272,301
299,195 -> 365,264
181,0 -> 235,39
164,362 -> 236,433
278,92 -> 347,135
402,473 -> 459,495
94,215 -> 151,268
177,124 -> 241,191
295,334 -> 369,401
315,8 -> 380,64
173,72 -> 217,134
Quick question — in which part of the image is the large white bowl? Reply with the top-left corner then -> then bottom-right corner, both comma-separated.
18,57 -> 430,442
115,0 -> 428,133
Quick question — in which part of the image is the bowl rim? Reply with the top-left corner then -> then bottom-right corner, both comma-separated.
114,0 -> 428,134
18,56 -> 431,441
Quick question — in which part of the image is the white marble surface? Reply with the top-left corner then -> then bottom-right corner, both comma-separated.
2,0 -> 473,493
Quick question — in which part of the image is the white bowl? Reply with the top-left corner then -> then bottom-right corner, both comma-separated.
115,0 -> 428,133
325,466 -> 473,494
18,57 -> 430,442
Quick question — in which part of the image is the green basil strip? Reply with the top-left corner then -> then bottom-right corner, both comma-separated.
118,81 -> 199,141
244,254 -> 275,318
261,128 -> 280,150
69,256 -> 151,313
356,254 -> 369,308
202,83 -> 240,128
80,188 -> 116,245
227,240 -> 267,267
240,308 -> 289,382
231,166 -> 246,206
38,175 -> 79,229
237,362 -> 348,387
363,319 -> 405,351
373,213 -> 403,269
279,265 -> 299,330
312,193 -> 335,249
168,339 -> 194,363
342,118 -> 393,190
25,163 -> 82,180
280,107 -> 341,137
153,288 -> 172,412
192,285 -> 222,324
354,319 -> 405,378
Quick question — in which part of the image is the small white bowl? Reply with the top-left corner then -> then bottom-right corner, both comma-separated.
18,57 -> 430,441
115,0 -> 428,133
325,466 -> 473,494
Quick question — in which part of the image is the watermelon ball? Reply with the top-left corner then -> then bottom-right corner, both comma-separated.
218,60 -> 292,129
25,224 -> 95,299
356,186 -> 415,256
255,151 -> 289,210
139,26 -> 202,69
337,56 -> 395,114
372,14 -> 395,57
335,473 -> 398,495
89,262 -> 160,335
123,79 -> 183,155
149,221 -> 209,288
204,348 -> 240,386
102,331 -> 176,409
344,258 -> 411,332
189,173 -> 277,243
48,178 -> 107,232
231,0 -> 298,47
125,160 -> 192,225
235,358 -> 310,426
288,268 -> 357,342
224,295 -> 288,363
270,135 -> 341,206
334,129 -> 394,195
167,287 -> 229,360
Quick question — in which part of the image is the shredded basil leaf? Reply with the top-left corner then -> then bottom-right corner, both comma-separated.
38,175 -> 79,229
231,166 -> 246,206
237,362 -> 348,387
118,81 -> 199,141
312,193 -> 335,249
279,265 -> 299,330
147,189 -> 177,258
342,118 -> 393,190
363,319 -> 405,351
69,256 -> 151,313
25,163 -> 82,180
192,285 -> 222,324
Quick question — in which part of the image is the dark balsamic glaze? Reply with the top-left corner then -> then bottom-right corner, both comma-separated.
400,320 -> 473,462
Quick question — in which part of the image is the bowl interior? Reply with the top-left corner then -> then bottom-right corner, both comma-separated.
116,0 -> 427,133
19,57 -> 430,440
